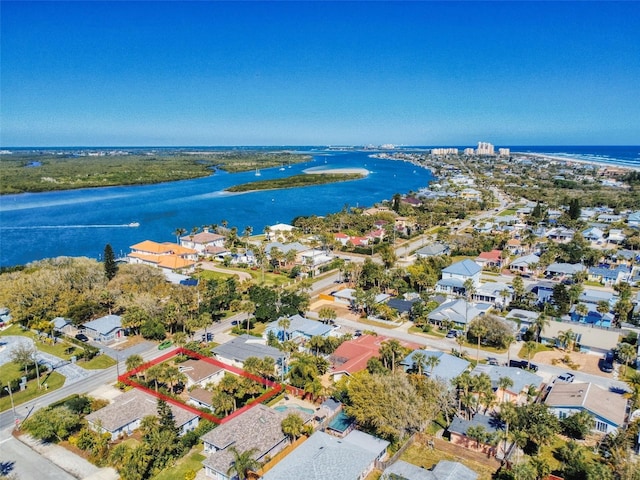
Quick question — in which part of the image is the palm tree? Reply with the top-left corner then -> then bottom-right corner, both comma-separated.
596,300 -> 610,318
426,355 -> 440,376
533,314 -> 550,343
211,391 -> 235,416
557,329 -> 575,351
523,341 -> 537,369
281,413 -> 304,441
318,307 -> 337,325
411,351 -> 427,375
617,342 -> 636,376
173,227 -> 186,245
498,376 -> 514,403
575,303 -> 588,322
625,371 -> 640,409
278,317 -> 291,342
226,446 -> 260,480
125,354 -> 145,378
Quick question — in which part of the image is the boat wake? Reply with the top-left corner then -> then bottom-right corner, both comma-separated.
1,223 -> 140,230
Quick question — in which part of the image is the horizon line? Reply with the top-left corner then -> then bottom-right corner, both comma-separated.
2,144 -> 639,149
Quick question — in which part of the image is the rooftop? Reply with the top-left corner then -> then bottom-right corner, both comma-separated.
545,382 -> 627,426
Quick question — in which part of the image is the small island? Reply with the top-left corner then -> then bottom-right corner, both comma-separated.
225,169 -> 368,193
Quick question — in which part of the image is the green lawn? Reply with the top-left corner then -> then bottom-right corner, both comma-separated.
79,355 -> 116,370
153,447 -> 205,480
517,342 -> 554,359
498,209 -> 517,216
0,372 -> 65,412
0,324 -> 83,360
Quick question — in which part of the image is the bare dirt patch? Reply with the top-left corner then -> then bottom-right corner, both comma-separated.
532,350 -> 610,377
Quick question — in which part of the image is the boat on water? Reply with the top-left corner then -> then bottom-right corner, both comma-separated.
128,222 -> 140,227
279,164 -> 285,171
255,168 -> 261,176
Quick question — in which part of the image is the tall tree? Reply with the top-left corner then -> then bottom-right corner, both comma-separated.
226,447 -> 260,480
103,243 -> 118,280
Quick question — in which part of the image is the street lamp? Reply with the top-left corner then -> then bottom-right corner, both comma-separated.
4,385 -> 16,421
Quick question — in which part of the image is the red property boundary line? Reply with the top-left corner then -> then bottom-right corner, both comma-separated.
119,347 -> 292,425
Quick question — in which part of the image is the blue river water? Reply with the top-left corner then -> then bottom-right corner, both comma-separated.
0,150 -> 432,266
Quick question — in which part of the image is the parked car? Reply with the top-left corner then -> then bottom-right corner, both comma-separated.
446,330 -> 458,338
158,340 -> 172,350
75,333 -> 89,343
487,357 -> 499,366
600,351 -> 615,373
354,330 -> 363,337
509,359 -> 539,372
556,372 -> 575,383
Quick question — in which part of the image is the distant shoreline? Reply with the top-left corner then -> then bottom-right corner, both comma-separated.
303,167 -> 370,175
514,152 -> 640,172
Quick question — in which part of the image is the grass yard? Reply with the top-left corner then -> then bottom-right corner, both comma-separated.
152,447 -> 205,480
517,342 -> 553,359
0,324 -> 83,361
498,209 -> 517,216
0,372 -> 65,412
79,355 -> 116,370
401,438 -> 496,480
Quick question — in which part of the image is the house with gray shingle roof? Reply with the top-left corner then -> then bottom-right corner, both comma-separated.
400,350 -> 470,384
262,430 -> 389,480
265,314 -> 335,343
211,334 -> 284,370
381,460 -> 479,480
178,359 -> 225,389
416,243 -> 449,258
448,413 -> 504,454
86,389 -> 199,440
201,404 -> 294,480
427,299 -> 487,329
81,314 -> 124,343
471,364 -> 544,404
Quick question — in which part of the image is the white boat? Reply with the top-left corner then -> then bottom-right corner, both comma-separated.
279,164 -> 285,171
255,168 -> 261,176
128,222 -> 140,227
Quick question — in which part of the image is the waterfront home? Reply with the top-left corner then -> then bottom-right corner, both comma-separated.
211,334 -> 284,370
545,382 -> 628,435
262,430 -> 389,480
265,223 -> 296,241
178,359 -> 225,389
400,350 -> 470,384
86,389 -> 199,440
381,460 -> 478,480
201,404 -> 293,480
540,321 -> 620,354
509,254 -> 540,275
448,414 -> 504,455
471,364 -> 544,404
128,240 -> 197,273
81,314 -> 124,344
179,228 -> 225,254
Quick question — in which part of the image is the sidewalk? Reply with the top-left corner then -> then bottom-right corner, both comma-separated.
16,433 -> 118,480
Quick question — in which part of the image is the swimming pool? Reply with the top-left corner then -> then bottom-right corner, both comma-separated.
274,405 -> 315,415
327,411 -> 353,433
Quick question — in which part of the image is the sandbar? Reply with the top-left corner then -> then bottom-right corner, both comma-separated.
303,167 -> 370,175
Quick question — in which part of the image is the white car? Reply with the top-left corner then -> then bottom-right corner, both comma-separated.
556,373 -> 575,383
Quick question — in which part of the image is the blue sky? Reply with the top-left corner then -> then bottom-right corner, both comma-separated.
1,1 -> 639,146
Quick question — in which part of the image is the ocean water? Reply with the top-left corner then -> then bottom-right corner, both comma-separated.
504,145 -> 640,169
0,150 -> 431,266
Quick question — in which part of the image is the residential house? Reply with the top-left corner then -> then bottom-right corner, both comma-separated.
386,297 -> 420,317
51,317 -> 73,335
473,282 -> 512,308
188,387 -> 214,410
471,364 -> 544,404
128,240 -> 197,273
545,263 -> 586,279
427,299 -> 488,330
577,289 -> 617,308
588,266 -> 630,285
545,382 -> 628,434
415,243 -> 449,258
509,254 -> 540,275
436,259 -> 482,295
86,389 -> 199,441
582,227 -> 605,243
505,238 -> 523,255
265,223 -> 296,241
329,335 -> 421,381
180,228 -> 225,254
211,334 -> 284,370
262,430 -> 389,480
81,314 -> 124,344
298,249 -> 334,274
265,314 -> 335,343
569,304 -> 615,327
201,404 -> 294,480
331,288 -> 391,309
178,359 -> 225,389
529,281 -> 555,305
448,414 -> 504,455
505,309 -> 539,334
540,321 -> 620,354
381,460 -> 478,480
459,188 -> 481,201
546,227 -> 575,244
597,213 -> 624,224
475,250 -> 503,269
400,350 -> 470,384
607,229 -> 626,244
628,211 -> 640,228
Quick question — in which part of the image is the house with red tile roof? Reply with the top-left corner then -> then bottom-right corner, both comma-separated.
475,249 -> 503,269
128,240 -> 197,273
329,335 -> 421,381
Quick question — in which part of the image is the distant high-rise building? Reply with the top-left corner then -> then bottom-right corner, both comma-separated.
463,148 -> 475,155
499,148 -> 510,156
476,142 -> 495,155
431,148 -> 459,155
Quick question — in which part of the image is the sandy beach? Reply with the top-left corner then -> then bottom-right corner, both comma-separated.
515,152 -> 640,172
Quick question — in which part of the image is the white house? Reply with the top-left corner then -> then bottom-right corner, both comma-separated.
436,259 -> 482,295
180,228 -> 225,254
